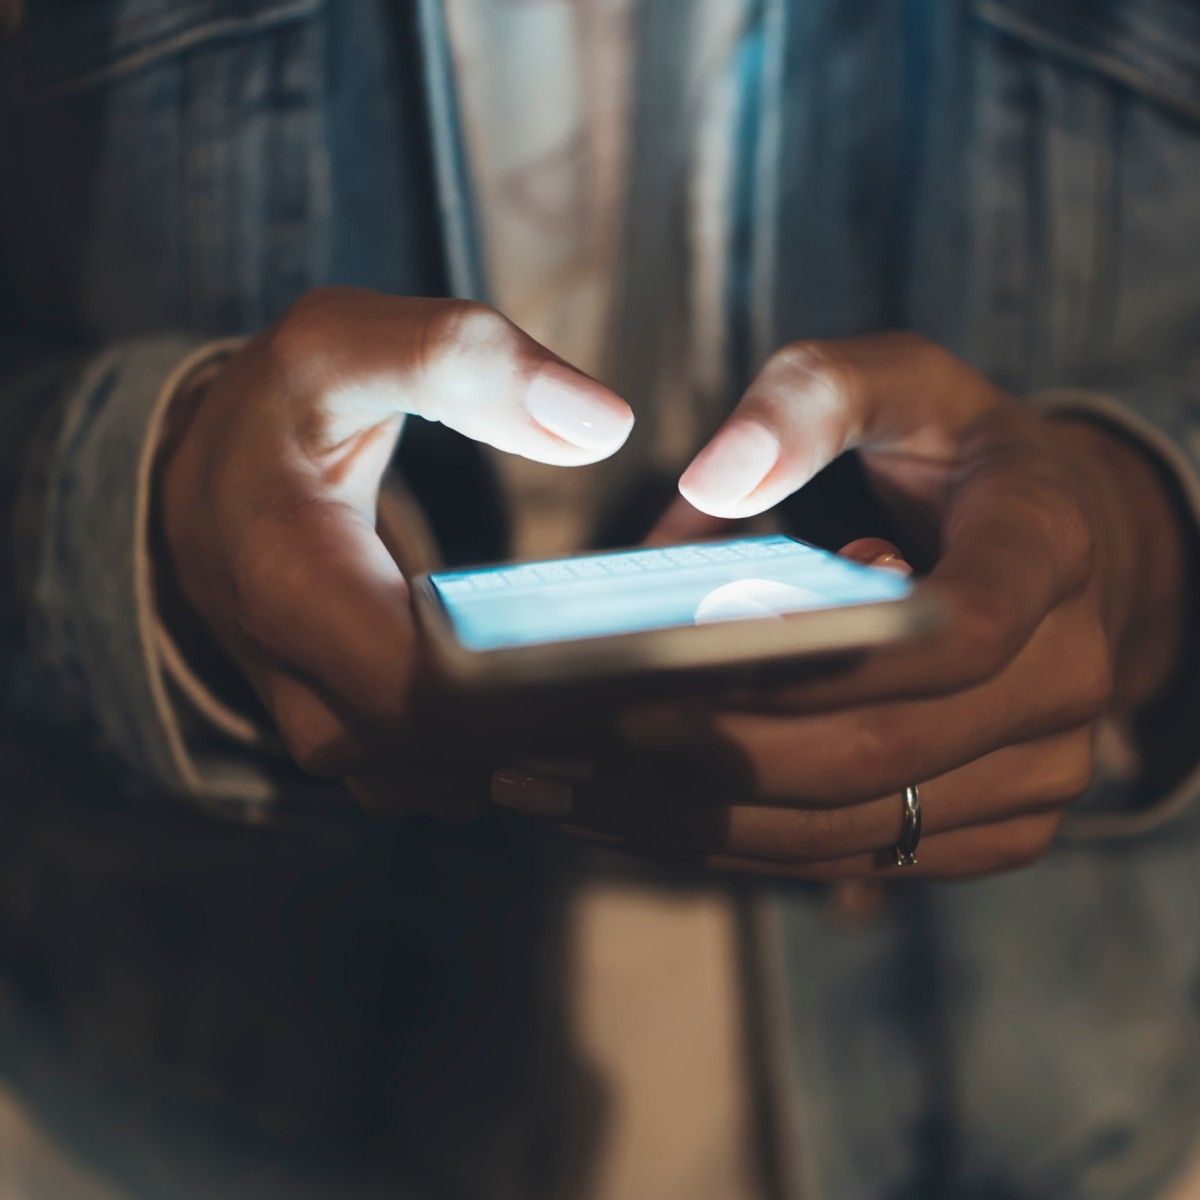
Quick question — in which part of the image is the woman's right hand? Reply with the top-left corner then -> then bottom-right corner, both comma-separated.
156,287 -> 633,809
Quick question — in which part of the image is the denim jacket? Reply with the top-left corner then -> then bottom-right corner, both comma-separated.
2,2 -> 1200,1198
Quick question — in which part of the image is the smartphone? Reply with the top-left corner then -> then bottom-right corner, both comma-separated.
413,533 -> 939,692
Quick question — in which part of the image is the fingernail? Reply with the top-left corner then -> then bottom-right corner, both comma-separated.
491,769 -> 574,817
523,365 -> 634,451
679,421 -> 780,512
872,553 -> 913,577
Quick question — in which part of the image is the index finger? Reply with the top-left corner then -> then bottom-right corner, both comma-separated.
678,332 -> 997,519
267,288 -> 635,467
679,332 -> 1091,704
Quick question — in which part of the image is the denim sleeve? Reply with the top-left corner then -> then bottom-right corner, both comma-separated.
1040,387 -> 1200,839
3,336 -> 279,806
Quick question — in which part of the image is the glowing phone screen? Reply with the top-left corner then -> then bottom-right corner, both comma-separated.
427,534 -> 912,653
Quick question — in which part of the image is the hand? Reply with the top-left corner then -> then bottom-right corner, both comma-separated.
494,333 -> 1190,878
156,287 -> 633,811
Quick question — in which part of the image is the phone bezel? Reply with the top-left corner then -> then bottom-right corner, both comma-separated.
412,536 -> 942,691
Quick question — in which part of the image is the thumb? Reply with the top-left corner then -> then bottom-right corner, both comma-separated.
280,289 -> 635,468
677,332 -> 999,518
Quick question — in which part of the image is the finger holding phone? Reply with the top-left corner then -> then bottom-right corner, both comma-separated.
495,333 -> 1193,879
155,287 -> 634,814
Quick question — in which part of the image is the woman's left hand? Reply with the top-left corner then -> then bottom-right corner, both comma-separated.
494,333 -> 1192,879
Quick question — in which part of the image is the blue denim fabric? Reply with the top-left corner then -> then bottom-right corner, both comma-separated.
737,6 -> 1200,1196
2,3 -> 1200,1198
1,9 -> 591,1200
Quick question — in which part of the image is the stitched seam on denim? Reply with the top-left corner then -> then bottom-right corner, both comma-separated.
976,2 -> 1200,110
21,4 -> 222,70
40,357 -> 124,748
978,0 -> 1200,76
44,365 -> 122,732
975,1 -> 1200,122
15,0 -> 321,104
17,0 -> 318,75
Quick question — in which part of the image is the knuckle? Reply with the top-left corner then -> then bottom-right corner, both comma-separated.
767,340 -> 860,408
887,330 -> 950,373
893,329 -> 937,355
1036,486 -> 1095,582
426,299 -> 517,365
415,301 -> 523,416
267,287 -> 355,367
1037,736 -> 1096,806
840,715 -> 905,800
281,723 -> 346,778
765,340 -> 824,375
287,285 -> 357,321
780,808 -> 838,861
946,589 -> 1013,683
1072,628 -> 1115,720
1059,495 -> 1095,571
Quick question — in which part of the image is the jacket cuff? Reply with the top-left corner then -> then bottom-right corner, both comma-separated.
142,340 -> 289,804
147,368 -> 442,805
1038,389 -> 1200,839
22,336 -> 280,805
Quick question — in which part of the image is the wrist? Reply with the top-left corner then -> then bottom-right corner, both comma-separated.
1050,416 -> 1191,712
151,353 -> 259,710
